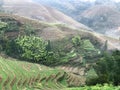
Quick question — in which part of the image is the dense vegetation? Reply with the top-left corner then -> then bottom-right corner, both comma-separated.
94,51 -> 120,85
66,84 -> 120,90
5,35 -> 60,65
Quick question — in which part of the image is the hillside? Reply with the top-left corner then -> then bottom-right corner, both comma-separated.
0,56 -> 69,90
33,0 -> 120,39
0,10 -> 120,90
2,0 -> 91,30
0,13 -> 120,50
34,0 -> 93,22
80,5 -> 120,38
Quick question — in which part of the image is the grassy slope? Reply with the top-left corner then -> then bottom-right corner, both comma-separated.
0,56 -> 67,90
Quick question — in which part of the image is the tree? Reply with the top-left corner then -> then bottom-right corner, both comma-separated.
23,24 -> 35,36
0,21 -> 7,50
46,40 -> 51,52
6,35 -> 58,65
15,36 -> 48,61
0,22 -> 6,39
72,35 -> 82,47
93,50 -> 120,85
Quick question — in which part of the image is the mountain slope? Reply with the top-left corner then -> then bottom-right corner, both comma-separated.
0,13 -> 119,50
34,0 -> 93,22
2,0 -> 91,30
0,13 -> 120,89
80,5 -> 120,38
33,0 -> 120,39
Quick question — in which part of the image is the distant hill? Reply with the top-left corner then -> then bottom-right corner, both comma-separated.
33,0 -> 120,38
34,0 -> 93,22
80,5 -> 120,38
2,0 -> 91,30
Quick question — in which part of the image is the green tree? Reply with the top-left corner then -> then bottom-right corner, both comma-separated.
46,40 -> 51,52
102,40 -> 108,52
0,21 -> 7,38
15,36 -> 47,62
24,24 -> 35,36
72,35 -> 82,47
6,35 -> 59,65
93,50 -> 120,85
0,21 -> 7,50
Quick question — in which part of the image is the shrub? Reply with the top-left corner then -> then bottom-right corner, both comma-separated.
72,35 -> 82,47
15,35 -> 48,61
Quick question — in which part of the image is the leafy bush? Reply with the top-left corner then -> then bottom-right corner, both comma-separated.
0,18 -> 20,32
72,35 -> 82,47
15,36 -> 48,61
83,40 -> 96,51
0,21 -> 7,29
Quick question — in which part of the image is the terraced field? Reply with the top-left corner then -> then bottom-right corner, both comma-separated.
0,57 -> 69,90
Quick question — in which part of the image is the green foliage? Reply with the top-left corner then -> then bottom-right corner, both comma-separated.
15,35 -> 47,61
0,21 -> 8,50
86,68 -> 98,85
83,40 -> 96,51
0,22 -> 7,41
0,18 -> 20,32
66,84 -> 120,90
23,24 -> 35,36
0,21 -> 7,29
5,36 -> 59,65
46,40 -> 51,51
71,36 -> 100,60
93,50 -> 120,85
72,35 -> 82,47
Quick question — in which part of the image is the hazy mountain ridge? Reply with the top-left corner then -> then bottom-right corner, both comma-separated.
34,0 -> 93,21
2,0 -> 91,30
80,5 -> 120,33
34,0 -> 120,38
